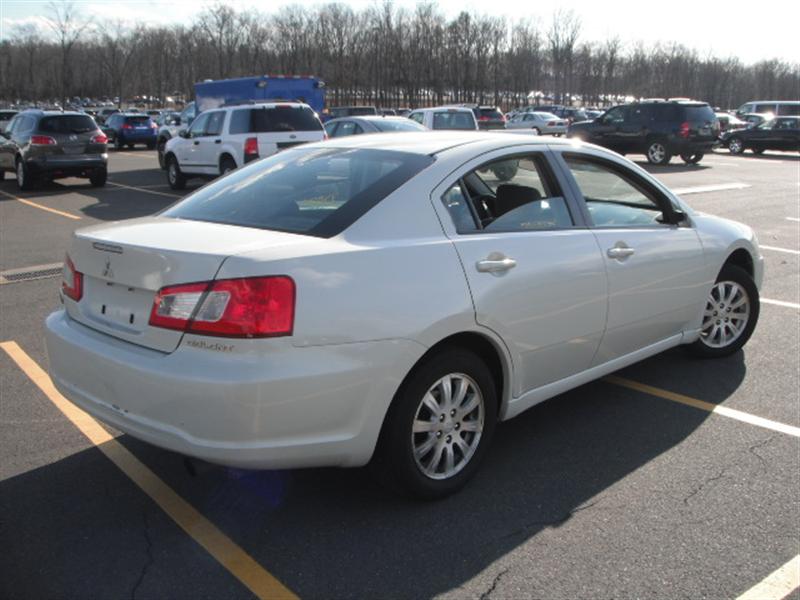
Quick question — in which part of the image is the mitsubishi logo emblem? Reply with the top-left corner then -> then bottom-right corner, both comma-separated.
69,134 -> 77,141
102,258 -> 114,279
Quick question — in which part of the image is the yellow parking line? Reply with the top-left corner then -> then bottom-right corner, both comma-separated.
0,341 -> 297,600
605,376 -> 800,437
106,181 -> 182,199
0,189 -> 81,220
736,555 -> 800,600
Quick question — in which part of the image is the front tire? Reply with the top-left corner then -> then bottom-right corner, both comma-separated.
687,264 -> 759,358
374,348 -> 497,499
646,140 -> 671,165
531,127 -> 541,135
16,159 -> 34,191
89,168 -> 107,187
166,155 -> 186,190
157,138 -> 168,169
728,137 -> 745,155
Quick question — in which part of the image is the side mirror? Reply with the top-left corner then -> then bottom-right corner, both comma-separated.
170,117 -> 180,126
0,130 -> 9,139
663,209 -> 687,225
178,130 -> 189,139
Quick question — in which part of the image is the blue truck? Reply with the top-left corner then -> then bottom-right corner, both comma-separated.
157,75 -> 326,169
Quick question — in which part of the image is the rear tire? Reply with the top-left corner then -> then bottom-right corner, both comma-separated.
166,155 -> 186,190
219,156 -> 237,176
89,168 -> 107,187
728,137 -> 745,154
646,139 -> 671,165
16,158 -> 34,191
687,264 -> 759,358
373,348 -> 497,499
115,137 -> 124,151
680,153 -> 704,164
127,144 -> 134,149
146,142 -> 156,150
531,127 -> 541,135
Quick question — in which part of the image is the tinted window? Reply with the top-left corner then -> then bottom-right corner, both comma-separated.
333,121 -> 359,137
432,111 -> 475,130
229,106 -> 322,133
164,148 -> 434,237
409,113 -> 424,124
205,111 -> 225,135
374,119 -> 426,132
479,108 -> 503,119
124,116 -> 152,125
775,118 -> 798,129
780,104 -> 800,116
347,107 -> 377,116
602,107 -> 627,124
39,115 -> 97,133
564,155 -> 664,227
683,104 -> 715,123
323,122 -> 338,137
651,104 -> 681,121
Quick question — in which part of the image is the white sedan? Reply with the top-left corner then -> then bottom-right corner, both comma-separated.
46,132 -> 763,498
506,111 -> 568,135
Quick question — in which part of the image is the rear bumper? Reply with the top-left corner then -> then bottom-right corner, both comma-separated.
45,310 -> 423,469
118,133 -> 157,144
27,154 -> 107,176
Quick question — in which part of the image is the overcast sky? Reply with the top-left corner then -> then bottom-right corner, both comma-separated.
1,0 -> 799,65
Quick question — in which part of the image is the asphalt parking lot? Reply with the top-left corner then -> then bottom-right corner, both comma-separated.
1,147 -> 798,599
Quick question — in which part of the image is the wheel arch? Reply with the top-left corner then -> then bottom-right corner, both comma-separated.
722,247 -> 755,279
219,152 -> 237,171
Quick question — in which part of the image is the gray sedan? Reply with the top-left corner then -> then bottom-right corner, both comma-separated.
324,115 -> 427,137
506,111 -> 568,135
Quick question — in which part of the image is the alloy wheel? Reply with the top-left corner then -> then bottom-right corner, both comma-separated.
700,281 -> 750,348
16,161 -> 24,187
729,138 -> 743,154
411,372 -> 484,480
647,142 -> 666,164
168,162 -> 177,184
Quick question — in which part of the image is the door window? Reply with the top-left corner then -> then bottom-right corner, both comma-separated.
334,121 -> 359,136
409,112 -> 424,124
563,155 -> 669,227
205,111 -> 225,136
440,154 -> 573,233
601,106 -> 627,124
187,113 -> 210,138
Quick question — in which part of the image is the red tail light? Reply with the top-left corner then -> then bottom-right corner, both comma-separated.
244,137 -> 259,162
479,116 -> 490,121
62,254 -> 83,302
31,135 -> 57,146
122,123 -> 134,130
678,121 -> 690,138
91,133 -> 108,144
149,276 -> 295,338
548,121 -> 555,126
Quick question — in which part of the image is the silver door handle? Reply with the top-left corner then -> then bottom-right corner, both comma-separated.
476,255 -> 517,273
607,246 -> 635,259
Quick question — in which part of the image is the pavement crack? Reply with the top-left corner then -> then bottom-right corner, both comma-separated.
498,498 -> 602,541
479,567 -> 509,600
131,509 -> 154,600
746,435 -> 775,469
683,468 -> 728,506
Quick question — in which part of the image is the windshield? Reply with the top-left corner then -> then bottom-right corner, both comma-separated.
164,147 -> 434,237
39,115 -> 97,134
374,119 -> 426,132
124,116 -> 153,125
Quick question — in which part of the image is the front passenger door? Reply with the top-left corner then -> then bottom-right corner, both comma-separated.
594,106 -> 628,150
180,112 -> 210,171
560,152 -> 707,363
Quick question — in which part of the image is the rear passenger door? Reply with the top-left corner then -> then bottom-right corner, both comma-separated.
558,151 -> 707,362
431,148 -> 608,399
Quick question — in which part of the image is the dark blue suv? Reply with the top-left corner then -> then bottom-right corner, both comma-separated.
101,113 -> 158,150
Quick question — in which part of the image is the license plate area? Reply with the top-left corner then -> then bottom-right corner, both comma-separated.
84,278 -> 154,333
63,145 -> 86,154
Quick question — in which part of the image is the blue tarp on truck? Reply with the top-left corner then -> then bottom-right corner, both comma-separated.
194,76 -> 326,115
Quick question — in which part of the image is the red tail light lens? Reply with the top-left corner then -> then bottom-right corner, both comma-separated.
244,137 -> 259,158
149,276 -> 295,338
91,133 -> 108,144
62,254 -> 83,302
31,135 -> 57,146
679,121 -> 690,138
122,123 -> 134,130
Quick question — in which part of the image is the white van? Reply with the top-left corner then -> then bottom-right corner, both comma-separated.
735,100 -> 800,118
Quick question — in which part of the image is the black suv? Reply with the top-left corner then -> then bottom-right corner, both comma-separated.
568,100 -> 719,165
0,110 -> 108,190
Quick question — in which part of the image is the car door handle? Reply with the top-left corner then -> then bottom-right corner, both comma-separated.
476,254 -> 517,274
193,140 -> 199,145
214,139 -> 221,144
607,245 -> 635,260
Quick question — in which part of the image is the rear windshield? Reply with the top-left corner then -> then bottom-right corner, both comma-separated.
229,106 -> 322,134
432,111 -> 475,130
39,115 -> 97,134
374,119 -> 426,132
124,116 -> 152,125
479,108 -> 503,119
682,104 -> 715,122
163,147 -> 434,237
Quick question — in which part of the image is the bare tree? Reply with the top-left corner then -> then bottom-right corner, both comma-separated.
45,0 -> 91,106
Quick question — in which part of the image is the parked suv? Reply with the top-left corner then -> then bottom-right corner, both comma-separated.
101,113 -> 158,150
163,101 -> 325,190
0,110 -> 108,190
408,107 -> 478,130
568,100 -> 719,165
157,102 -> 196,169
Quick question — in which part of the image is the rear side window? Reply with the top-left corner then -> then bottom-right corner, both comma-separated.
229,106 -> 322,134
164,148 -> 434,237
780,104 -> 800,116
432,111 -> 475,130
375,119 -> 425,132
651,104 -> 681,121
39,115 -> 96,133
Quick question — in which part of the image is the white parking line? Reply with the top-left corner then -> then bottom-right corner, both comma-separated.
760,245 -> 800,255
762,298 -> 800,310
106,181 -> 181,199
672,183 -> 751,195
736,555 -> 800,600
786,217 -> 800,222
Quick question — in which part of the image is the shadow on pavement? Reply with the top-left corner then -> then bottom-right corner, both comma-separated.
0,350 -> 747,599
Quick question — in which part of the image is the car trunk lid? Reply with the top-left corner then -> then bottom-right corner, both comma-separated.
65,217 -> 311,353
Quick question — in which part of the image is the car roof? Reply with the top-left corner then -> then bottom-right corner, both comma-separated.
412,106 -> 475,114
308,130 -> 570,156
327,115 -> 412,123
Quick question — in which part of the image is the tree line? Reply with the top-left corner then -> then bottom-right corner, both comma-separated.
0,2 -> 797,110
